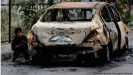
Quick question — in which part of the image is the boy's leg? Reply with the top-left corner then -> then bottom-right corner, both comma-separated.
12,51 -> 18,62
23,50 -> 30,60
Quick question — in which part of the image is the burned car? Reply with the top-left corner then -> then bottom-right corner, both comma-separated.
27,2 -> 128,63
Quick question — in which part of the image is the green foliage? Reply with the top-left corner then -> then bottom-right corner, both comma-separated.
1,9 -> 9,28
127,15 -> 133,26
17,0 -> 81,29
120,0 -> 128,4
12,0 -> 43,29
18,0 -> 39,29
1,8 -> 9,42
115,0 -> 133,25
61,0 -> 80,2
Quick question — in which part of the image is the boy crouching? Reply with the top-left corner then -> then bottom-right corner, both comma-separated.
11,28 -> 30,62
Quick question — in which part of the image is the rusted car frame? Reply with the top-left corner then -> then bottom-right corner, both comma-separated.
27,2 -> 128,63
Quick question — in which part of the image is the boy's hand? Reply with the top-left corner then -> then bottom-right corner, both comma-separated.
15,40 -> 27,49
21,40 -> 26,43
15,45 -> 19,48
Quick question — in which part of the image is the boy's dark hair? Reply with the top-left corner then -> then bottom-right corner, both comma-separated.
15,28 -> 22,35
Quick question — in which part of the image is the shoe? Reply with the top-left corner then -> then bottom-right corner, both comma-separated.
25,59 -> 31,64
12,58 -> 16,62
25,59 -> 31,62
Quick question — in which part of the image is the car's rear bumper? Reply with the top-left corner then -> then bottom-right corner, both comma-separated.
29,43 -> 102,59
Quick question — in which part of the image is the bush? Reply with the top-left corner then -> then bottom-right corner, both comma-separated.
115,0 -> 133,25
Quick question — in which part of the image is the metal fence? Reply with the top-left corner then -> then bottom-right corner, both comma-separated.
1,3 -> 49,43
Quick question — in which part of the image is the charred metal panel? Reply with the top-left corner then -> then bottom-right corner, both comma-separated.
27,2 -> 128,55
52,2 -> 100,9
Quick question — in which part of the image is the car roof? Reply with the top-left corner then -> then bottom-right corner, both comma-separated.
51,2 -> 106,9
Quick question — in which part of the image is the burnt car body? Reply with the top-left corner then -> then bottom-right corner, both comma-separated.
27,2 -> 128,62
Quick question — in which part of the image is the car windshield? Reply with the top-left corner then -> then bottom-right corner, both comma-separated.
41,8 -> 93,22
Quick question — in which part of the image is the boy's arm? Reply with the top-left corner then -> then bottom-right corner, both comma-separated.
11,38 -> 16,51
15,40 -> 26,48
15,36 -> 28,48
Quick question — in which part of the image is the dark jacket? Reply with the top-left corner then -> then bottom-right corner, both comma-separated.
11,36 -> 28,51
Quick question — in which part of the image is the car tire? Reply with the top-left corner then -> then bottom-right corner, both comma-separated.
30,53 -> 39,65
98,43 -> 112,63
120,37 -> 129,55
30,49 -> 52,66
123,37 -> 128,51
104,46 -> 111,62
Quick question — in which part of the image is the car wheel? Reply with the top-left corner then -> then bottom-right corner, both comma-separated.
30,54 -> 39,65
105,46 -> 110,62
98,43 -> 112,63
123,37 -> 128,51
31,50 -> 52,65
120,37 -> 129,55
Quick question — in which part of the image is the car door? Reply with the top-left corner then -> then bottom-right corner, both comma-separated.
110,5 -> 127,49
100,4 -> 119,51
106,4 -> 122,51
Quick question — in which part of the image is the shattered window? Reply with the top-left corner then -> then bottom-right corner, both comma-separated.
41,10 -> 52,22
56,9 -> 64,21
101,6 -> 111,22
68,9 -> 92,21
41,8 -> 93,22
111,6 -> 121,22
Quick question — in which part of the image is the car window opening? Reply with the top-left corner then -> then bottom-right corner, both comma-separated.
41,8 -> 93,22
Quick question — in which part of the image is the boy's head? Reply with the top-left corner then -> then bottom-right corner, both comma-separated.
15,28 -> 23,37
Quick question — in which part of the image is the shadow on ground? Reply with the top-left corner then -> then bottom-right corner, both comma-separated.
10,47 -> 133,69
